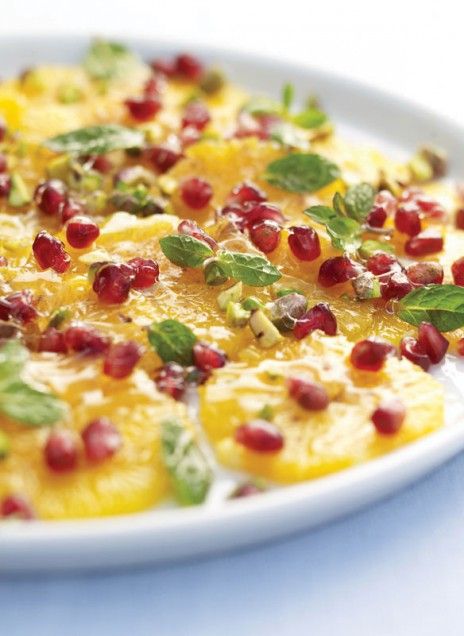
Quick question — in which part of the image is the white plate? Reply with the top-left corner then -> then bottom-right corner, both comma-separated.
1,35 -> 464,574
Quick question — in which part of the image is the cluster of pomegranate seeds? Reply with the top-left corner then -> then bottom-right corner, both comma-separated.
287,377 -> 329,411
125,95 -> 162,122
44,430 -> 78,473
227,182 -> 267,206
293,303 -> 337,339
0,495 -> 35,520
39,327 -> 67,353
405,231 -> 443,257
180,177 -> 213,209
366,252 -> 402,276
350,339 -> 394,372
235,419 -> 284,453
401,188 -> 446,220
145,145 -> 182,173
394,205 -> 422,236
288,226 -> 321,261
103,341 -> 142,379
127,257 -> 160,289
32,230 -> 71,273
371,399 -> 406,435
192,342 -> 227,371
0,290 -> 37,324
318,256 -> 360,288
249,220 -> 281,253
66,216 -> 100,249
92,263 -> 134,304
178,219 -> 217,250
64,323 -> 111,356
34,179 -> 67,215
400,336 -> 431,371
182,101 -> 210,130
0,174 -> 12,197
81,418 -> 122,463
452,257 -> 464,286
380,271 -> 412,300
417,322 -> 449,363
155,362 -> 187,400
406,261 -> 443,286
455,209 -> 464,230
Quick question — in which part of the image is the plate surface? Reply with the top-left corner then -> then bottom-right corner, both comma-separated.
1,35 -> 464,573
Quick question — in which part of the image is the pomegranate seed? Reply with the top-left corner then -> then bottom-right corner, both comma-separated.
380,272 -> 413,300
350,339 -> 394,371
180,177 -> 213,209
318,256 -> 360,287
178,219 -> 217,249
155,362 -> 186,400
371,399 -> 405,435
417,322 -> 449,364
407,261 -> 443,286
32,230 -> 71,273
144,74 -> 164,97
375,190 -> 397,216
231,482 -> 263,498
400,336 -> 431,371
66,216 -> 100,249
182,101 -> 210,131
405,231 -> 443,257
125,96 -> 161,122
38,328 -> 67,353
0,174 -> 12,197
452,257 -> 464,286
395,205 -> 421,236
145,145 -> 182,173
127,257 -> 159,289
0,153 -> 7,173
366,252 -> 402,276
456,209 -> 464,230
89,155 -> 113,174
151,58 -> 176,77
366,205 -> 387,228
92,263 -> 133,304
44,430 -> 78,473
1,495 -> 35,520
288,225 -> 321,261
179,125 -> 201,148
34,179 -> 67,215
0,291 -> 37,324
235,420 -> 284,453
192,342 -> 227,371
82,418 -> 122,462
244,203 -> 284,229
103,341 -> 142,379
64,323 -> 110,356
0,118 -> 6,142
60,198 -> 84,223
175,54 -> 204,81
250,220 -> 281,253
227,182 -> 267,206
458,338 -> 464,357
293,303 -> 337,339
287,377 -> 329,410
401,188 -> 446,220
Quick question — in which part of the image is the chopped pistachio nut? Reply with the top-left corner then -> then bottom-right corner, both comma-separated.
199,69 -> 225,95
8,173 -> 31,207
242,296 -> 263,311
249,309 -> 282,348
358,240 -> 394,259
408,152 -> 433,183
47,307 -> 71,330
275,287 -> 305,298
46,155 -> 72,181
158,175 -> 178,196
204,259 -> 229,286
57,84 -> 83,104
352,271 -> 381,300
226,301 -> 251,327
217,281 -> 243,310
419,145 -> 447,179
257,404 -> 274,421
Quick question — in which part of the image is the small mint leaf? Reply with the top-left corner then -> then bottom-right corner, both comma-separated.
160,235 -> 214,268
398,284 -> 464,332
148,319 -> 197,365
263,153 -> 340,193
217,251 -> 281,287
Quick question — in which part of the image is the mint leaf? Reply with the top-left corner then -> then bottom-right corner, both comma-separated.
281,83 -> 295,112
160,235 -> 214,268
0,341 -> 28,385
0,382 -> 66,427
293,108 -> 327,129
263,153 -> 340,193
344,183 -> 376,221
44,125 -> 145,156
161,419 -> 212,506
148,319 -> 197,365
304,205 -> 361,252
83,40 -> 140,81
398,285 -> 464,332
217,251 -> 281,287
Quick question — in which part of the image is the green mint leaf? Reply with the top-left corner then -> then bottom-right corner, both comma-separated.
83,39 -> 140,81
242,96 -> 282,116
358,239 -> 394,258
161,419 -> 212,506
217,251 -> 281,287
44,125 -> 145,156
160,235 -> 214,268
304,205 -> 361,252
293,108 -> 327,129
281,83 -> 295,112
304,205 -> 338,225
0,381 -> 66,427
344,183 -> 376,221
0,340 -> 28,385
263,153 -> 340,193
148,319 -> 197,365
332,191 -> 347,216
398,284 -> 464,332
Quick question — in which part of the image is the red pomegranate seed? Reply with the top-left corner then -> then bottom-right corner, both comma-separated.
66,216 -> 100,249
81,418 -> 122,462
452,257 -> 464,286
401,188 -> 446,220
192,342 -> 227,371
179,125 -> 201,148
417,322 -> 449,364
400,336 -> 431,371
38,327 -> 67,353
0,174 -> 12,197
458,338 -> 464,357
151,58 -> 176,77
103,341 -> 142,379
182,100 -> 210,131
380,272 -> 413,300
293,303 -> 337,339
0,153 -> 7,173
244,203 -> 284,229
1,495 -> 35,520
366,252 -> 402,276
375,190 -> 397,216
92,263 -> 133,304
250,220 -> 281,253
34,179 -> 67,215
288,225 -> 321,261
125,96 -> 161,122
318,256 -> 360,287
227,182 -> 267,206
145,145 -> 182,173
0,118 -> 6,142
456,209 -> 464,230
175,54 -> 204,81
350,339 -> 394,371
89,155 -> 113,174
64,323 -> 111,356
366,205 -> 387,228
144,74 -> 164,97
60,198 -> 84,223
287,377 -> 329,410
407,261 -> 443,286
231,482 -> 263,498
0,290 -> 37,324
395,205 -> 421,236
371,399 -> 405,435
127,257 -> 159,289
178,219 -> 217,249
180,177 -> 213,209
405,231 -> 443,257
235,420 -> 284,453
44,430 -> 78,473
155,362 -> 186,400
32,230 -> 71,273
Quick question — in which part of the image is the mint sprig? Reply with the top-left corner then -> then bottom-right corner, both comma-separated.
159,235 -> 214,268
305,202 -> 362,252
263,153 -> 340,193
83,39 -> 141,81
217,251 -> 281,286
398,285 -> 464,332
44,125 -> 145,156
148,319 -> 197,365
344,183 -> 376,222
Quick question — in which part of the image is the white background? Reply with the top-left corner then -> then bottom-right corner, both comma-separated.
1,2 -> 464,634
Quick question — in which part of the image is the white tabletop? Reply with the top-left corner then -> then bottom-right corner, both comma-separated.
1,1 -> 463,633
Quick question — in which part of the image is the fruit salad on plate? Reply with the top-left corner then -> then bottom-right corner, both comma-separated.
0,40 -> 462,521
